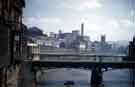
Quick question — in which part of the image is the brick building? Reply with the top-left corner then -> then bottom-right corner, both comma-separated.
0,0 -> 26,87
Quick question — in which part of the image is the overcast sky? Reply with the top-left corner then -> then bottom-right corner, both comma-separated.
23,0 -> 135,41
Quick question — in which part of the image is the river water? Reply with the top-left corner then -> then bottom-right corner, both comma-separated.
37,68 -> 135,87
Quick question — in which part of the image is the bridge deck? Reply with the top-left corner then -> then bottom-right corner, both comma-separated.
30,55 -> 135,69
31,61 -> 135,69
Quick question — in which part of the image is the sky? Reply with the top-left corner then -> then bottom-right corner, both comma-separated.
23,0 -> 135,41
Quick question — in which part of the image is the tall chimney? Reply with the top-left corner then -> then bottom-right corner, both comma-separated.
81,23 -> 84,40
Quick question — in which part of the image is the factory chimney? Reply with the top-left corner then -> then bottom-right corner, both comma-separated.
81,23 -> 84,40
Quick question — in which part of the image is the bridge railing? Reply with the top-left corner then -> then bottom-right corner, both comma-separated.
38,47 -> 123,55
30,47 -> 128,63
40,48 -> 79,55
39,54 -> 125,63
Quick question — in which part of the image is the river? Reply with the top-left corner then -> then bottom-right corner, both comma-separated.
36,68 -> 134,87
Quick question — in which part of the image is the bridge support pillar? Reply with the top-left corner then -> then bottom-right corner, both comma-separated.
18,62 -> 36,87
131,68 -> 135,87
91,67 -> 103,87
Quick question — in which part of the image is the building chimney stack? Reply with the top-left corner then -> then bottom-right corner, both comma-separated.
81,23 -> 84,39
